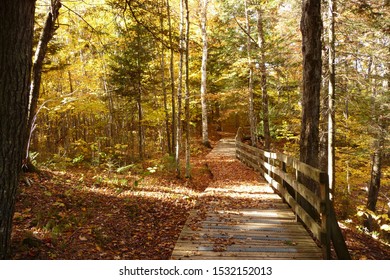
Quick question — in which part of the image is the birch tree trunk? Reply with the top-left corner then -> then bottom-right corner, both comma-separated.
328,0 -> 336,195
245,0 -> 257,147
256,7 -> 270,150
176,0 -> 185,177
160,1 -> 171,154
200,0 -> 211,148
167,0 -> 176,155
184,0 -> 191,178
0,0 -> 36,259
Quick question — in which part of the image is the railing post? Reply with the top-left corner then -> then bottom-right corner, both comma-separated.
235,127 -> 242,160
281,162 -> 287,204
294,170 -> 299,222
320,172 -> 331,259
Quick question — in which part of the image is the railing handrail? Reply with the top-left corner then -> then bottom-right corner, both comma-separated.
235,128 -> 352,259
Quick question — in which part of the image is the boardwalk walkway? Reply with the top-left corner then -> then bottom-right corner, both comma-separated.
171,138 -> 322,260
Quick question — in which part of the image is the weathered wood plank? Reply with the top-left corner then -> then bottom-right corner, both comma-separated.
172,251 -> 323,259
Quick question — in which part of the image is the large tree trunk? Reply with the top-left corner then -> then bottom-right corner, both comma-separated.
25,0 -> 61,171
299,0 -> 322,217
256,7 -> 270,150
299,0 -> 322,172
0,0 -> 36,259
200,0 -> 210,148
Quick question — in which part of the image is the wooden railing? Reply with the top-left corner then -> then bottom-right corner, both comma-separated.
235,128 -> 350,260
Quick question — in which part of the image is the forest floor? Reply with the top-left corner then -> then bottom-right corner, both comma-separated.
11,135 -> 390,260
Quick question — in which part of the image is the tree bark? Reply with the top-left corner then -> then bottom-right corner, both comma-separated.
0,0 -> 36,259
200,0 -> 210,148
299,0 -> 322,171
299,0 -> 322,217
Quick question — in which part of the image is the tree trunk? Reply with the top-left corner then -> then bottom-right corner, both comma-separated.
299,0 -> 322,217
0,0 -> 36,259
200,0 -> 211,148
365,134 -> 384,231
184,0 -> 191,178
136,25 -> 144,159
160,1 -> 171,154
167,0 -> 176,156
176,0 -> 185,177
25,0 -> 61,171
364,57 -> 387,231
256,7 -> 270,150
245,0 -> 257,147
299,0 -> 322,171
327,0 -> 336,195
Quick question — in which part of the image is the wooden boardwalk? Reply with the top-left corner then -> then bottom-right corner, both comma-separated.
171,138 -> 322,260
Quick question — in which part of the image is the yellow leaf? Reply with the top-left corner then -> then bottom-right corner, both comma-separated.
79,236 -> 87,241
380,224 -> 390,232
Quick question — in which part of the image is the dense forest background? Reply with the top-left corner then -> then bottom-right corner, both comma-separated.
1,0 -> 389,259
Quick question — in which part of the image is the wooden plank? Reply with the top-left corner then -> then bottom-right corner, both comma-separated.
178,231 -> 318,241
173,245 -> 321,253
172,255 -> 322,260
171,251 -> 323,259
175,238 -> 321,246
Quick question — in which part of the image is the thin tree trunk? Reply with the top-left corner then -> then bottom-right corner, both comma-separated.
184,0 -> 191,178
256,7 -> 270,150
245,0 -> 257,147
167,0 -> 176,156
0,0 -> 36,259
25,0 -> 61,169
364,58 -> 386,231
328,0 -> 336,195
200,0 -> 210,148
136,25 -> 144,160
176,0 -> 185,177
160,1 -> 171,154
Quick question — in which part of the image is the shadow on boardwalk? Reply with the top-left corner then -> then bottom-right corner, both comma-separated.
171,138 -> 322,260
